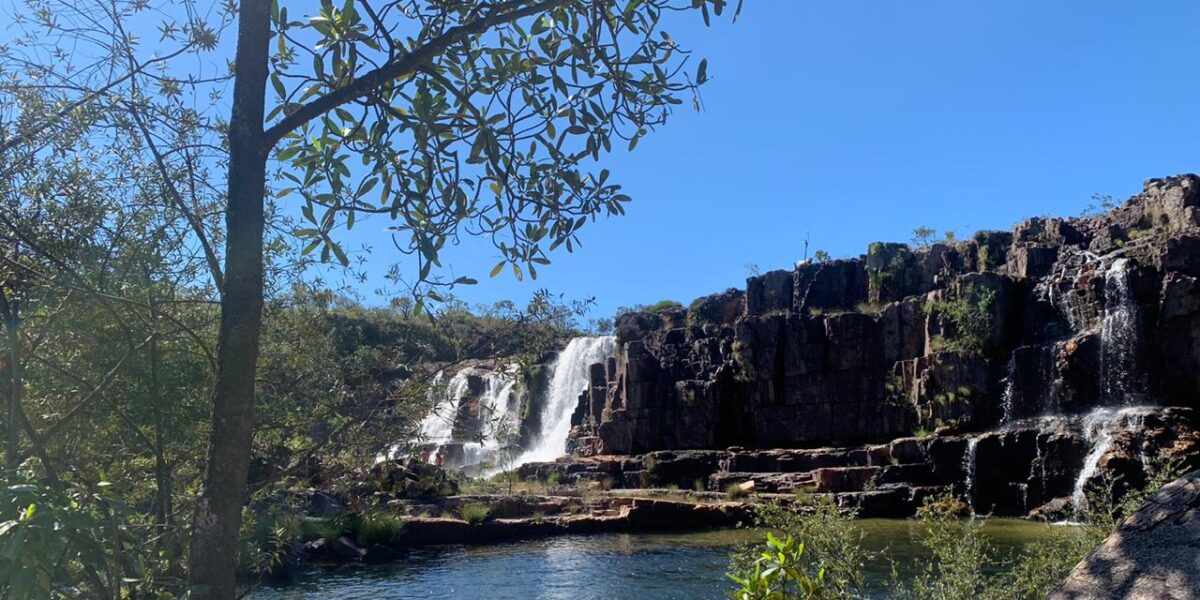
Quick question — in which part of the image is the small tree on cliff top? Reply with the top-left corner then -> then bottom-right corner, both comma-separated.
2,0 -> 735,595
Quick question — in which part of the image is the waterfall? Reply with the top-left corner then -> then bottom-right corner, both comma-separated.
514,335 -> 616,465
1071,406 -> 1151,512
999,357 -> 1018,426
407,365 -> 523,469
1100,258 -> 1144,405
416,370 -> 470,447
961,437 -> 979,515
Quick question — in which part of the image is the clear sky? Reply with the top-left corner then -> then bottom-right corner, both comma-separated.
335,0 -> 1200,320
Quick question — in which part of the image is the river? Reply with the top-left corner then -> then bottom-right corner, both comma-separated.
251,519 -> 1076,599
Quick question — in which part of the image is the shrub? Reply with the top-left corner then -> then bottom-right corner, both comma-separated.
854,302 -> 883,317
298,517 -> 343,542
645,299 -> 683,313
459,503 -> 491,525
729,498 -> 869,598
725,453 -> 1192,600
725,483 -> 750,500
358,511 -> 406,546
727,532 -> 827,600
922,285 -> 995,357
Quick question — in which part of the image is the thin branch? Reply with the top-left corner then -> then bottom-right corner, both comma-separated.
262,0 -> 569,150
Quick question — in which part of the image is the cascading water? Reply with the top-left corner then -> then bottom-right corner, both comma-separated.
961,437 -> 979,515
999,357 -> 1018,426
514,336 -> 616,465
408,365 -> 524,469
1100,258 -> 1144,405
1071,406 -> 1151,512
416,370 -> 470,450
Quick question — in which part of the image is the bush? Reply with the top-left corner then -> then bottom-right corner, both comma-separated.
358,511 -> 406,546
922,285 -> 995,357
725,453 -> 1191,600
727,532 -> 827,600
459,503 -> 491,525
725,483 -> 750,500
299,517 -> 343,542
645,299 -> 683,313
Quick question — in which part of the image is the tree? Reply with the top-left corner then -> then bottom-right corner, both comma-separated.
2,0 -> 732,595
911,227 -> 937,248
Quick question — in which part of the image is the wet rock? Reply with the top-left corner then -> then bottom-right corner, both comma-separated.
331,536 -> 366,560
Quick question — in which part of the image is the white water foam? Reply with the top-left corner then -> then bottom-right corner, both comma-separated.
513,336 -> 616,466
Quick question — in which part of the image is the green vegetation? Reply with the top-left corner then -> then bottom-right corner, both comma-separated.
358,511 -> 406,546
922,285 -> 996,356
727,532 -> 827,600
725,482 -> 751,500
911,227 -> 938,248
0,0 -> 730,593
647,299 -> 686,313
727,455 -> 1190,599
459,503 -> 491,525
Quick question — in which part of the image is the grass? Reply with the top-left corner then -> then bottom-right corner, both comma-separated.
357,511 -> 406,546
459,503 -> 491,525
725,482 -> 750,500
298,517 -> 343,542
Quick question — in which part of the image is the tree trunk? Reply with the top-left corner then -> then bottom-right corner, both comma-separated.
1,291 -> 20,471
186,0 -> 271,596
146,273 -> 172,531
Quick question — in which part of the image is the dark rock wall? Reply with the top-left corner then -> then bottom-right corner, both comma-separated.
570,175 -> 1200,456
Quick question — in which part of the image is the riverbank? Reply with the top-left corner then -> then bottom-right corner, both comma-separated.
294,492 -> 755,564
253,520 -> 1078,599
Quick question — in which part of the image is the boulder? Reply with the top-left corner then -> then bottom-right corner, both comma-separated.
1048,470 -> 1200,600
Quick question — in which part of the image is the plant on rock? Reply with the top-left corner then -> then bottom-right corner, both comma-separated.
459,503 -> 491,525
922,285 -> 996,356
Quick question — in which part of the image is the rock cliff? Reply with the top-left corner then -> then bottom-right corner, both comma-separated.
542,175 -> 1200,516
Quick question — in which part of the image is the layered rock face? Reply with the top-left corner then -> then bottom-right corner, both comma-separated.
548,175 -> 1200,515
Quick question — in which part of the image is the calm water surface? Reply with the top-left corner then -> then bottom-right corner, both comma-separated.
252,519 -> 1073,600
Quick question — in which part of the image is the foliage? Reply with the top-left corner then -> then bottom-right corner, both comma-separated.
894,496 -> 994,600
1083,193 -> 1118,217
357,511 -> 406,546
812,250 -> 831,263
725,482 -> 750,500
727,452 -> 1192,600
646,300 -> 685,313
0,479 -> 125,599
459,503 -> 491,525
910,227 -> 937,248
727,532 -> 827,600
922,285 -> 996,356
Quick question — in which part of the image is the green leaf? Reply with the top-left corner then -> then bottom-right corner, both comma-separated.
489,262 -> 505,278
271,73 -> 286,99
697,59 -> 708,85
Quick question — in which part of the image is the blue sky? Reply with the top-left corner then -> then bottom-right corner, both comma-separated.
334,0 -> 1200,320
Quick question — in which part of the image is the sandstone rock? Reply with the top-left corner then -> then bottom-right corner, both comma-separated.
1048,470 -> 1200,600
812,467 -> 881,493
746,269 -> 794,316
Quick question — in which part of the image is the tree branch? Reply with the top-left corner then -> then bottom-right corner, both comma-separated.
261,0 -> 569,150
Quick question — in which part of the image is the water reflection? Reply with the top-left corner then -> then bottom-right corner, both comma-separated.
251,521 -> 1072,600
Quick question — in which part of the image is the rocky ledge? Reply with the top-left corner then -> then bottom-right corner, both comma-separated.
521,407 -> 1198,519
542,174 -> 1200,517
294,491 -> 752,565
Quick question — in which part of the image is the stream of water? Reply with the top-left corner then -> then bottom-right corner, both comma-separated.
251,520 -> 1075,600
